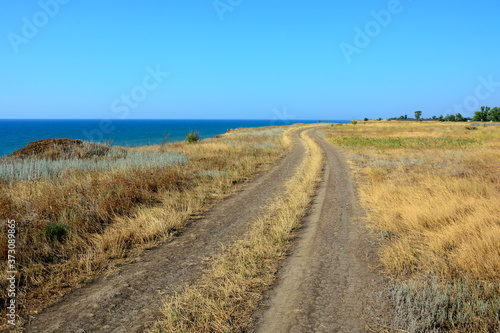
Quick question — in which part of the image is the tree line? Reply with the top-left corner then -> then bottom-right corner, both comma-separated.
387,106 -> 500,122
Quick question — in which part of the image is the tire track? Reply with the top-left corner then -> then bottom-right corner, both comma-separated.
254,129 -> 390,333
26,130 -> 308,333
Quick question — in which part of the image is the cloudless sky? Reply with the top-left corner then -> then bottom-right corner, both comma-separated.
1,0 -> 499,120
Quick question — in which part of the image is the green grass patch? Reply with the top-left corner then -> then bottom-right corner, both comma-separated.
45,222 -> 69,242
329,136 -> 476,149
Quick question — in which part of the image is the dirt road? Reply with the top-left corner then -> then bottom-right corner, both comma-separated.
26,127 -> 389,332
26,130 -> 308,333
253,130 -> 389,333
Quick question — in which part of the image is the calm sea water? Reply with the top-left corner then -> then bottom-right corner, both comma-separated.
0,119 -> 349,157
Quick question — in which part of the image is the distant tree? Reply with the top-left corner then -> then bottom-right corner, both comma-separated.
438,115 -> 444,122
364,118 -> 369,121
414,111 -> 423,120
432,116 -> 437,120
444,114 -> 456,122
488,107 -> 500,121
473,106 -> 490,121
455,113 -> 464,121
404,114 -> 408,120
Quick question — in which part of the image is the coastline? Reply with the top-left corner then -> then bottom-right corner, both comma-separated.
0,119 -> 349,157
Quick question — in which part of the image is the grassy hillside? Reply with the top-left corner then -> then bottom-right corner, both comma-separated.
0,127 -> 287,327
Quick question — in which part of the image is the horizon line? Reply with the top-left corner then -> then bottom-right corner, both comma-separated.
0,118 -> 351,121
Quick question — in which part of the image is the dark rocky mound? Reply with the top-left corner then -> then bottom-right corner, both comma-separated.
8,139 -> 110,160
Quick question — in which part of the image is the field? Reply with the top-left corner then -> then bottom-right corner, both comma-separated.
2,122 -> 499,332
323,121 -> 500,332
0,127 -> 287,327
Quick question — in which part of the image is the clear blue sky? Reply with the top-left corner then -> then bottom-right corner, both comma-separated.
1,1 -> 499,120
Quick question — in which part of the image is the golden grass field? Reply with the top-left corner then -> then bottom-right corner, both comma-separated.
0,127 -> 287,326
323,121 -> 500,333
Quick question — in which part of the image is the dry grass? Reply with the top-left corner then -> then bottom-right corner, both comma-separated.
151,128 -> 323,333
0,127 -> 287,327
323,121 -> 500,332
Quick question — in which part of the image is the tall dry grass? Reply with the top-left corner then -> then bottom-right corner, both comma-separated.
151,128 -> 323,333
0,127 -> 287,327
324,121 -> 500,332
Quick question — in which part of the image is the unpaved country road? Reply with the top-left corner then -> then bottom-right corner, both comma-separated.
26,130 -> 308,333
254,129 -> 389,333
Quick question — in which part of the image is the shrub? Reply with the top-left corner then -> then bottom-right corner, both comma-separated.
186,131 -> 200,143
465,126 -> 478,130
350,120 -> 358,125
390,278 -> 500,332
45,222 -> 68,242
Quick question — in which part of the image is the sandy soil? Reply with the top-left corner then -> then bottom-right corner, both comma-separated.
26,130 -> 307,333
253,130 -> 390,333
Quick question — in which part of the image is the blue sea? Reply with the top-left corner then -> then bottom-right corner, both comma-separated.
0,119 -> 349,157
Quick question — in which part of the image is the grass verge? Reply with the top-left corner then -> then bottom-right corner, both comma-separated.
151,128 -> 323,332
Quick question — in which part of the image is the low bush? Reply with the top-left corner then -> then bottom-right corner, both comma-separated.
45,222 -> 68,242
186,131 -> 200,143
390,278 -> 499,333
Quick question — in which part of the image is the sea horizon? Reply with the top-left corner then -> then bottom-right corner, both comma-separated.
0,119 -> 349,157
